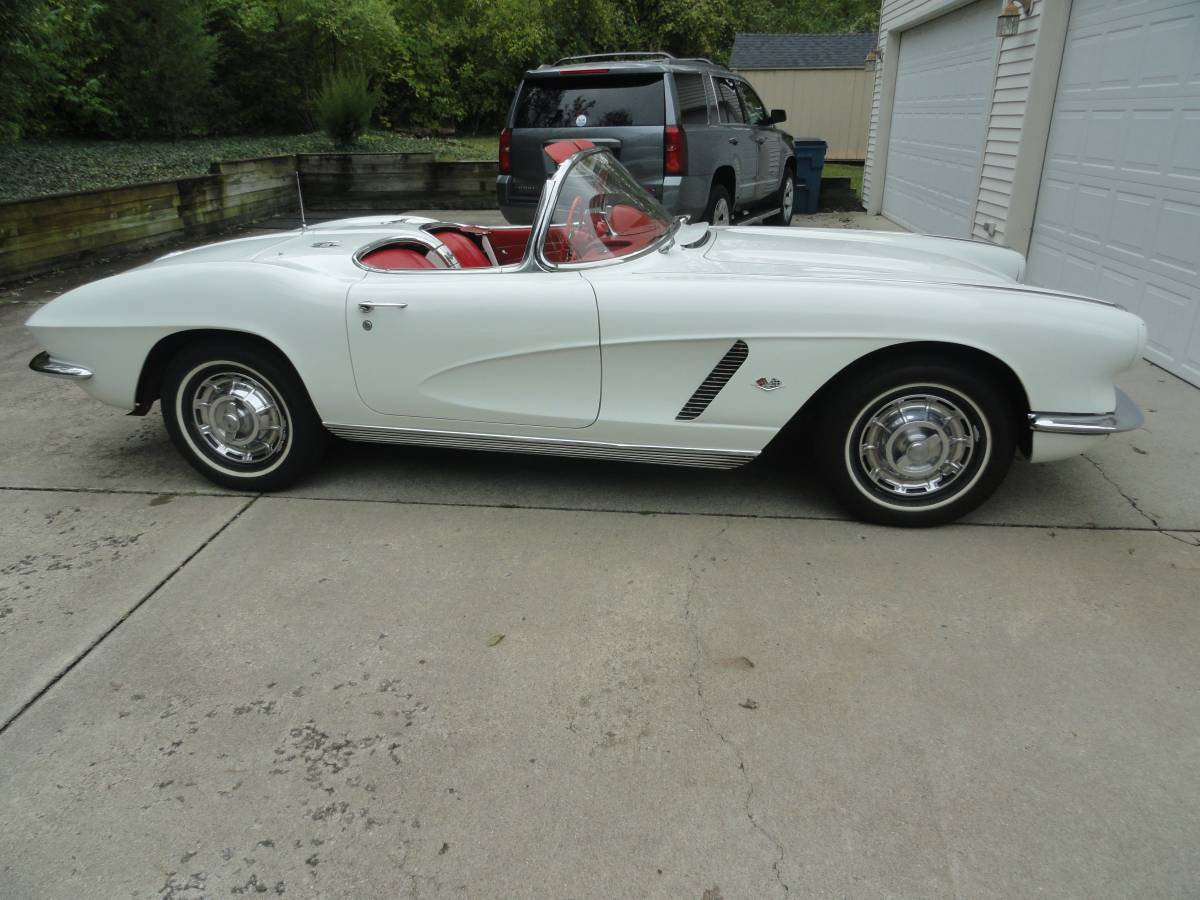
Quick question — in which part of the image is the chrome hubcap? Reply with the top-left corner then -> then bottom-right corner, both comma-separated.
713,198 -> 730,225
191,371 -> 287,464
857,393 -> 977,497
782,180 -> 794,218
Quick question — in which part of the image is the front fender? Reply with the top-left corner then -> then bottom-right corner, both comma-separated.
25,262 -> 362,419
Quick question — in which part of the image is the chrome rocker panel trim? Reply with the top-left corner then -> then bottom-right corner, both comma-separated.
1029,387 -> 1143,435
324,423 -> 758,469
29,351 -> 93,380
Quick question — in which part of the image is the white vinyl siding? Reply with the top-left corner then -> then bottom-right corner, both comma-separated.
973,4 -> 1041,241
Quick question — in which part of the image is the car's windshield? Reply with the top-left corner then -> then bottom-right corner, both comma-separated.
542,150 -> 673,265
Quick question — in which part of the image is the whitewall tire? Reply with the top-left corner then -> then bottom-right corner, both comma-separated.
817,362 -> 1015,526
161,339 -> 327,491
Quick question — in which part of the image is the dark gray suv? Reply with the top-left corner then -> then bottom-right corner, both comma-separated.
497,52 -> 795,227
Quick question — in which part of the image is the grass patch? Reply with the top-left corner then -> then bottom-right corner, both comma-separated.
823,162 -> 863,197
0,132 -> 499,201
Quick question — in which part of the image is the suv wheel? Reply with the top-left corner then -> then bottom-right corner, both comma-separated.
704,184 -> 732,226
765,165 -> 795,226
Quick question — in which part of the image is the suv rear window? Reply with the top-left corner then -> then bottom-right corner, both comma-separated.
515,74 -> 665,128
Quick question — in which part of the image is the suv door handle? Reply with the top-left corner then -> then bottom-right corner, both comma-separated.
358,301 -> 408,312
728,138 -> 739,145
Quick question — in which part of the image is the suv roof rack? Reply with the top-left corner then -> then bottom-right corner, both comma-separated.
545,52 -> 729,71
551,52 -> 676,66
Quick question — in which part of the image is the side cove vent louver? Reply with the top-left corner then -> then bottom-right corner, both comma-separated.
675,340 -> 749,420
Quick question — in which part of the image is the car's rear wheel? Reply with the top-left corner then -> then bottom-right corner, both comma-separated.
816,361 -> 1016,526
765,165 -> 795,225
704,184 -> 732,226
160,339 -> 327,491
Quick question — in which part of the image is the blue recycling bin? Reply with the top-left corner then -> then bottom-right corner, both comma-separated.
792,139 -> 828,215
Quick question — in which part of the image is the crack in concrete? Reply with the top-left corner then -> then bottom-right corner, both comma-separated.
1160,530 -> 1200,549
1083,453 -> 1159,527
1,483 -> 1197,537
682,524 -> 790,898
0,494 -> 261,737
1082,454 -> 1197,549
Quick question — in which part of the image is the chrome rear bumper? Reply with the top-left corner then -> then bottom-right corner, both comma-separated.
1029,387 -> 1143,435
29,351 -> 93,380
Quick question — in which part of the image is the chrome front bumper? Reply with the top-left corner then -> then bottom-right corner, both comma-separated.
1029,387 -> 1143,435
29,351 -> 93,380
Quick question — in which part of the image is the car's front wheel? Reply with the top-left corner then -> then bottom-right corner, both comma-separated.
816,361 -> 1016,526
160,339 -> 327,491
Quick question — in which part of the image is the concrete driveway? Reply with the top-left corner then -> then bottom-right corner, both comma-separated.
1,217 -> 1197,899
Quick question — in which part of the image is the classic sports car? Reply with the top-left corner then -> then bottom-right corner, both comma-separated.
27,140 -> 1145,526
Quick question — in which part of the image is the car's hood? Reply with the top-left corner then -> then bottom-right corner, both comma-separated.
696,227 -> 1026,287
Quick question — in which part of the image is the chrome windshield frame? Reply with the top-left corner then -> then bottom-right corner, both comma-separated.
530,147 -> 678,273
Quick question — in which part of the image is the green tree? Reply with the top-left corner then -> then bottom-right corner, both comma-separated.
3,0 -> 881,141
0,0 -> 52,141
314,65 -> 379,146
89,0 -> 218,137
209,0 -> 402,133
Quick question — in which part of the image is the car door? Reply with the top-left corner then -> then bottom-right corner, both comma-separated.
735,81 -> 779,201
712,76 -> 759,208
346,270 -> 601,428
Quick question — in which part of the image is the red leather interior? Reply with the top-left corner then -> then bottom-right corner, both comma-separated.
543,226 -> 572,264
609,204 -> 653,234
486,227 -> 531,264
361,247 -> 435,269
360,215 -> 656,271
435,230 -> 491,268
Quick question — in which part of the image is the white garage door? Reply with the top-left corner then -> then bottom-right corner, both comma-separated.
1027,0 -> 1200,386
882,0 -> 996,236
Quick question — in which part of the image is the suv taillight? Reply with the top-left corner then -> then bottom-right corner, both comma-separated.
499,128 -> 512,175
664,125 -> 687,176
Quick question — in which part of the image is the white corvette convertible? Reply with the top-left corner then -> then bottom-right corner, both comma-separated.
27,140 -> 1145,526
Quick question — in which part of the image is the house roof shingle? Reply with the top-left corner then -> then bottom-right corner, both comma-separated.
729,32 -> 878,70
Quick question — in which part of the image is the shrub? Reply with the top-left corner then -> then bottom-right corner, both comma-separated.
314,67 -> 378,147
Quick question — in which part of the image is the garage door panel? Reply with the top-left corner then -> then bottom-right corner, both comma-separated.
1125,110 -> 1173,173
1081,112 -> 1123,170
1158,201 -> 1200,276
1028,0 -> 1200,385
1169,111 -> 1200,181
881,0 -> 995,237
1147,10 -> 1200,84
1144,283 -> 1196,358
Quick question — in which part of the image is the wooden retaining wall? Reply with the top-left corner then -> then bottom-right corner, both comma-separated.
298,154 -> 497,210
0,155 -> 300,283
0,154 -> 499,283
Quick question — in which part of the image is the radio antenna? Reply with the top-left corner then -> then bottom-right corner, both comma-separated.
295,170 -> 307,232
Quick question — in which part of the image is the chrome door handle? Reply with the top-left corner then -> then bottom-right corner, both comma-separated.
358,301 -> 408,313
